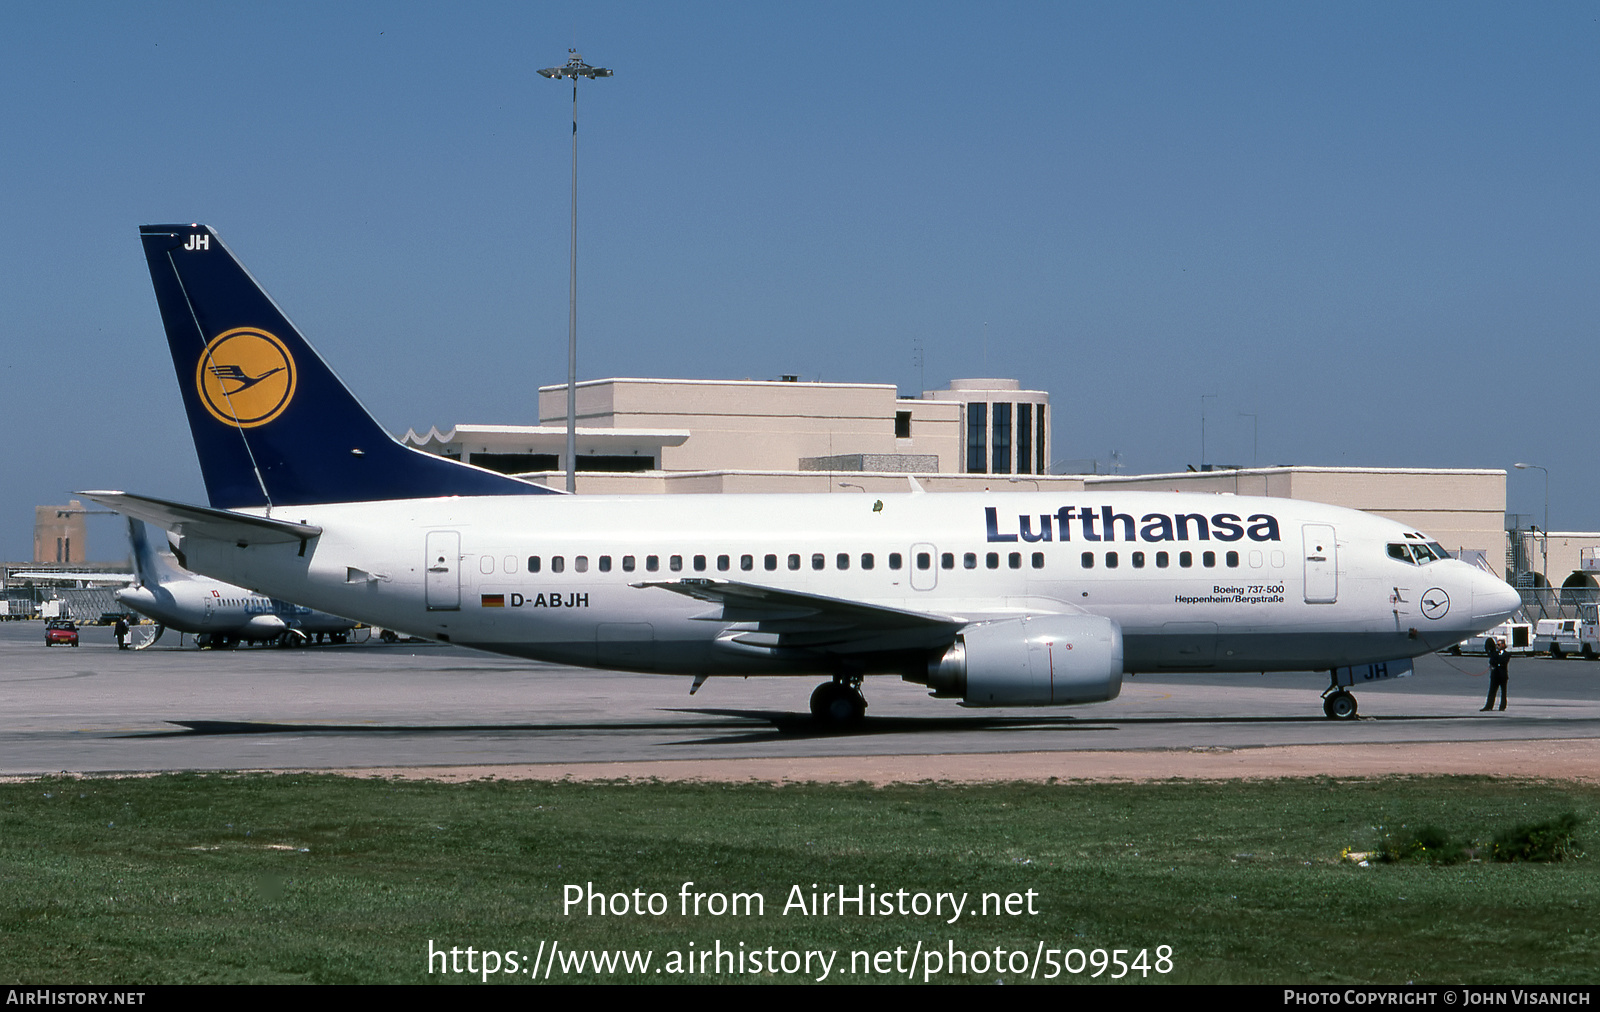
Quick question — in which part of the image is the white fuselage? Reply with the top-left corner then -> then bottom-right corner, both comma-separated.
172,490 -> 1521,678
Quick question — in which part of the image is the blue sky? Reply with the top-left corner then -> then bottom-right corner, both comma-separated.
2,2 -> 1596,560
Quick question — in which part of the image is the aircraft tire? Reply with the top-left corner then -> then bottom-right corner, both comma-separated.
810,682 -> 866,726
1324,690 -> 1358,721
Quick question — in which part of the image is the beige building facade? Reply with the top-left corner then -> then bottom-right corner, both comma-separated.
33,501 -> 87,564
1085,467 -> 1507,566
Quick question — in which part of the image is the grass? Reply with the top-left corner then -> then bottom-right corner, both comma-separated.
0,774 -> 1596,984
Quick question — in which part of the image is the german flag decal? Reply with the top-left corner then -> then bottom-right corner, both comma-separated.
480,594 -> 505,608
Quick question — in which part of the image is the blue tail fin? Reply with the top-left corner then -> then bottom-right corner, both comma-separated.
139,224 -> 554,509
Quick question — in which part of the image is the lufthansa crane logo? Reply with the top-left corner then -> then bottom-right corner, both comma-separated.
195,328 -> 297,428
1420,588 -> 1450,620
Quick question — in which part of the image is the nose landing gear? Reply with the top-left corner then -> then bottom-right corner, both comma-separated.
1322,688 -> 1358,720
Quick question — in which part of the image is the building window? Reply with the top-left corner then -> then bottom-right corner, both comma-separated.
992,402 -> 1012,475
895,411 -> 911,438
967,403 -> 987,473
1017,404 -> 1032,475
1036,406 -> 1046,475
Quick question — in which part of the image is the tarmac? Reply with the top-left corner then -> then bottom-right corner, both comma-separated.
3,622 -> 1597,781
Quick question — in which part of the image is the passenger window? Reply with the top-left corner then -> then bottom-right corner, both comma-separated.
963,553 -> 977,569
741,554 -> 754,571
1081,552 -> 1094,569
836,553 -> 850,570
1132,551 -> 1145,569
504,556 -> 519,574
552,556 -> 565,573
622,556 -> 635,572
812,553 -> 825,571
765,554 -> 778,571
915,553 -> 930,570
693,555 -> 706,572
599,556 -> 611,572
528,556 -> 541,573
670,555 -> 683,572
1248,550 -> 1262,568
986,552 -> 999,569
1031,552 -> 1044,569
717,555 -> 730,572
1156,552 -> 1169,568
1226,551 -> 1239,568
1008,552 -> 1020,569
1179,552 -> 1192,568
646,555 -> 659,572
890,553 -> 904,570
575,556 -> 589,573
941,552 -> 955,570
1202,551 -> 1215,568
862,553 -> 875,570
788,554 -> 801,571
1106,551 -> 1118,569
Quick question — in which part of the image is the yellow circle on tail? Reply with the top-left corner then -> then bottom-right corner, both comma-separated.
195,328 -> 297,428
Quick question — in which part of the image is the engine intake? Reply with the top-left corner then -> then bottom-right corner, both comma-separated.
920,614 -> 1123,706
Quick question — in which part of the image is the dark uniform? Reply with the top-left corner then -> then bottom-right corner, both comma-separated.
114,616 -> 129,650
1482,638 -> 1508,711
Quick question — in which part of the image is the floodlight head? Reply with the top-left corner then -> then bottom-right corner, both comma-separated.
538,49 -> 612,80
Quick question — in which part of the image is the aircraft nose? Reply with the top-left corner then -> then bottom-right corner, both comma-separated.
1472,569 -> 1522,625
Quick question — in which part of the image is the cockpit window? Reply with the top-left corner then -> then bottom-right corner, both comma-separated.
1391,541 -> 1449,565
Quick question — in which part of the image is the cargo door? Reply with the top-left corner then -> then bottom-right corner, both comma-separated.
425,531 -> 461,611
1303,524 -> 1337,604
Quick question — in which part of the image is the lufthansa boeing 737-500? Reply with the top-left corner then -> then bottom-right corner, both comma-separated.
86,224 -> 1521,724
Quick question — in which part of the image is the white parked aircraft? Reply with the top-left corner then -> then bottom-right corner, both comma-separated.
115,518 -> 357,648
88,224 -> 1520,722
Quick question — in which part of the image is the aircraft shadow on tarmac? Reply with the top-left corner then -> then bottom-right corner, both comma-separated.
130,710 -> 1482,747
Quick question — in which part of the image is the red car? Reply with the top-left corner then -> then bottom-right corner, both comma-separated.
45,619 -> 79,647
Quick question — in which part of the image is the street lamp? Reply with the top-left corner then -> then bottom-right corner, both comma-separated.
538,49 -> 612,493
1514,462 -> 1550,594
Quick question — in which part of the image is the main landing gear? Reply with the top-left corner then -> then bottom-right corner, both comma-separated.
1321,675 -> 1359,720
810,677 -> 867,727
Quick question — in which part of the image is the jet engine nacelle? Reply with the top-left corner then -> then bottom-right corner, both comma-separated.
923,614 -> 1124,707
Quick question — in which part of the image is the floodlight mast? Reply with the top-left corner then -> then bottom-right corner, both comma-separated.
538,50 -> 612,493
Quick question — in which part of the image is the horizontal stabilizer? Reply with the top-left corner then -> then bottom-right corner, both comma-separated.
81,490 -> 321,546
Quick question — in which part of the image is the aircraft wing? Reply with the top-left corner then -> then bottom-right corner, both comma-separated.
79,491 -> 322,546
634,578 -> 965,654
